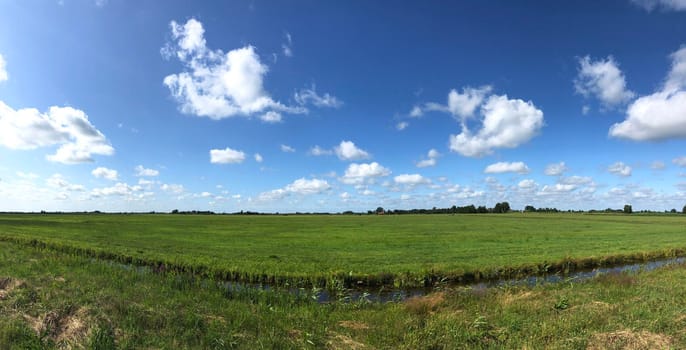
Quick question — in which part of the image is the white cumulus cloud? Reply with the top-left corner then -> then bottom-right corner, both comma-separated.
258,177 -> 330,201
335,140 -> 370,161
210,147 -> 246,164
340,162 -> 391,185
484,161 -> 530,174
610,47 -> 686,141
162,18 -> 305,120
575,56 -> 634,107
135,165 -> 159,177
449,95 -> 544,157
608,161 -> 632,177
254,153 -> 263,163
92,167 -> 118,181
0,101 -> 114,164
416,149 -> 440,168
394,174 -> 429,185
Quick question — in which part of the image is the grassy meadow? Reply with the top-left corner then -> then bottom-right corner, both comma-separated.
3,239 -> 686,349
1,213 -> 685,287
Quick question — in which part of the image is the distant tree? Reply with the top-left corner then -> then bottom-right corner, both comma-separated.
494,202 -> 511,213
477,206 -> 489,214
171,209 -> 179,214
670,208 -> 677,214
375,207 -> 385,214
683,205 -> 686,214
524,205 -> 536,213
623,204 -> 633,214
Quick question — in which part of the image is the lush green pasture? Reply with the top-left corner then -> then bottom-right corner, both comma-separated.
3,240 -> 686,349
1,213 -> 685,286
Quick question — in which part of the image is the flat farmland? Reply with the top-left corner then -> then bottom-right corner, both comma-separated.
1,213 -> 685,286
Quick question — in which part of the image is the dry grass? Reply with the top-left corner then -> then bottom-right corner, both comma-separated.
326,332 -> 371,350
338,320 -> 370,330
403,292 -> 446,315
25,307 -> 91,349
587,330 -> 673,350
0,276 -> 25,300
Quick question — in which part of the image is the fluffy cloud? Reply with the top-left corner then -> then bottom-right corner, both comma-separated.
280,144 -> 296,153
254,153 -> 263,163
610,47 -> 686,141
484,161 -> 530,174
340,162 -> 391,185
608,161 -> 632,177
518,179 -> 538,190
447,86 -> 493,121
416,149 -> 440,168
0,102 -> 114,164
544,162 -> 568,176
258,178 -> 330,201
92,167 -> 118,181
161,183 -> 185,194
210,147 -> 246,164
0,54 -> 7,82
135,165 -> 159,177
335,140 -> 370,161
631,0 -> 686,11
260,111 -> 282,123
575,56 -> 634,107
285,178 -> 330,194
294,86 -> 343,108
91,182 -> 143,198
409,106 -> 423,118
163,19 -> 305,120
394,174 -> 429,185
396,121 -> 409,130
537,183 -> 577,195
449,95 -> 544,157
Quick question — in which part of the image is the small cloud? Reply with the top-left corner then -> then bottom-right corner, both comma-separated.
294,85 -> 343,108
309,145 -> 333,156
92,167 -> 119,181
673,156 -> 686,167
280,144 -> 295,153
260,111 -> 282,123
651,161 -> 666,170
484,161 -> 530,174
396,121 -> 409,131
394,174 -> 429,186
0,54 -> 7,82
409,105 -> 423,118
544,162 -> 568,176
210,147 -> 246,164
574,55 -> 634,107
254,153 -> 263,163
282,32 -> 293,57
335,140 -> 370,161
134,165 -> 159,177
608,161 -> 632,177
416,149 -> 440,168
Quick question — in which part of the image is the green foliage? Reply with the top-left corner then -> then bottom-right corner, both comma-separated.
0,213 -> 686,289
624,204 -> 633,214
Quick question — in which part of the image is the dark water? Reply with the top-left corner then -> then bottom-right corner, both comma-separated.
100,256 -> 686,303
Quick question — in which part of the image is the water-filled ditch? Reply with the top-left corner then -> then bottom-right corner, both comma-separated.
102,256 -> 686,303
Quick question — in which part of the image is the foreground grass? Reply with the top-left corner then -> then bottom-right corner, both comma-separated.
2,240 -> 686,349
1,213 -> 685,287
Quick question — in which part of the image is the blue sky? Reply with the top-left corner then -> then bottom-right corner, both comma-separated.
1,0 -> 686,212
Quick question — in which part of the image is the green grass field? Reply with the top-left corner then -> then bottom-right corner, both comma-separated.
3,239 -> 686,349
1,213 -> 685,287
